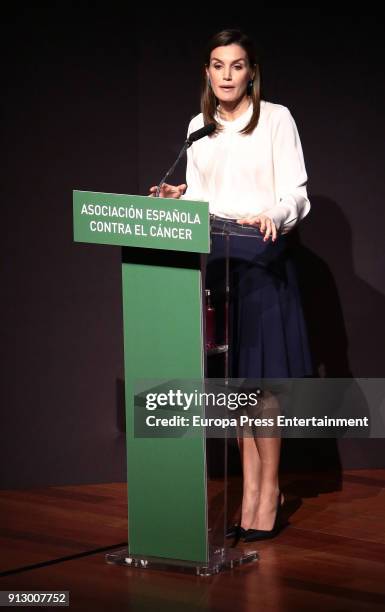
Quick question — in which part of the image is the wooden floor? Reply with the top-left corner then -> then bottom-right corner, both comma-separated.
1,470 -> 385,611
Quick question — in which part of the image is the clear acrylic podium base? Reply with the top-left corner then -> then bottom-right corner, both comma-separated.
105,545 -> 258,576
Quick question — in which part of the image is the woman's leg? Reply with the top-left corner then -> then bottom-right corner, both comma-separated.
239,436 -> 282,530
238,436 -> 261,529
250,436 -> 282,530
239,391 -> 283,530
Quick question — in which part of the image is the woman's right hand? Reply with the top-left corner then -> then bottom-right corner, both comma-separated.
149,183 -> 187,199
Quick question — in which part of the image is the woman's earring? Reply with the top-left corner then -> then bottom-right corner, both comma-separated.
247,79 -> 254,94
207,77 -> 212,89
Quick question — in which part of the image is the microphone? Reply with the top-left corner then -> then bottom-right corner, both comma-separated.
186,123 -> 216,147
155,122 -> 216,197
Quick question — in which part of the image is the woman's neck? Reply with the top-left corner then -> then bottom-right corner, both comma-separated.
217,95 -> 251,122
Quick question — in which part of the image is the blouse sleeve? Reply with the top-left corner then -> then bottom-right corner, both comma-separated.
180,119 -> 204,201
263,106 -> 311,234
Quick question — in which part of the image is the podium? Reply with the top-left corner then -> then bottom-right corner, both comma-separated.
73,190 -> 258,575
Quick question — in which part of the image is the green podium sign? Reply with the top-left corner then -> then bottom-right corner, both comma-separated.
73,190 -> 210,253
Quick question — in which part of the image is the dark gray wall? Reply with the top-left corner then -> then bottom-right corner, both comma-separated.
1,5 -> 137,488
1,6 -> 384,488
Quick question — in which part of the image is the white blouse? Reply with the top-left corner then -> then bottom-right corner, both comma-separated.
182,100 -> 310,234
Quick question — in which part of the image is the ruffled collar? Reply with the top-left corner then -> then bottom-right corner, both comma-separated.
215,101 -> 254,131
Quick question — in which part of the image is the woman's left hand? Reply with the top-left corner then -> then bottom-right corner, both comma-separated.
237,214 -> 277,242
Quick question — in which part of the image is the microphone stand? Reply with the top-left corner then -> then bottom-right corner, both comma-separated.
155,123 -> 215,197
155,140 -> 191,198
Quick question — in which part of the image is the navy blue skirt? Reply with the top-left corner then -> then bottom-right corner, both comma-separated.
205,232 -> 313,378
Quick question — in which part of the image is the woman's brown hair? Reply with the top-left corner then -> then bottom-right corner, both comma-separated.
201,29 -> 261,136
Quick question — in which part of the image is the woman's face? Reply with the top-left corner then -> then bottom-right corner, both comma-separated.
206,44 -> 254,105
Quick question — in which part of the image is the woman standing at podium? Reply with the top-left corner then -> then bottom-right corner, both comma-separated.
150,29 -> 313,541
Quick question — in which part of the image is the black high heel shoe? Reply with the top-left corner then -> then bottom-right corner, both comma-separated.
225,523 -> 246,539
242,493 -> 285,542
